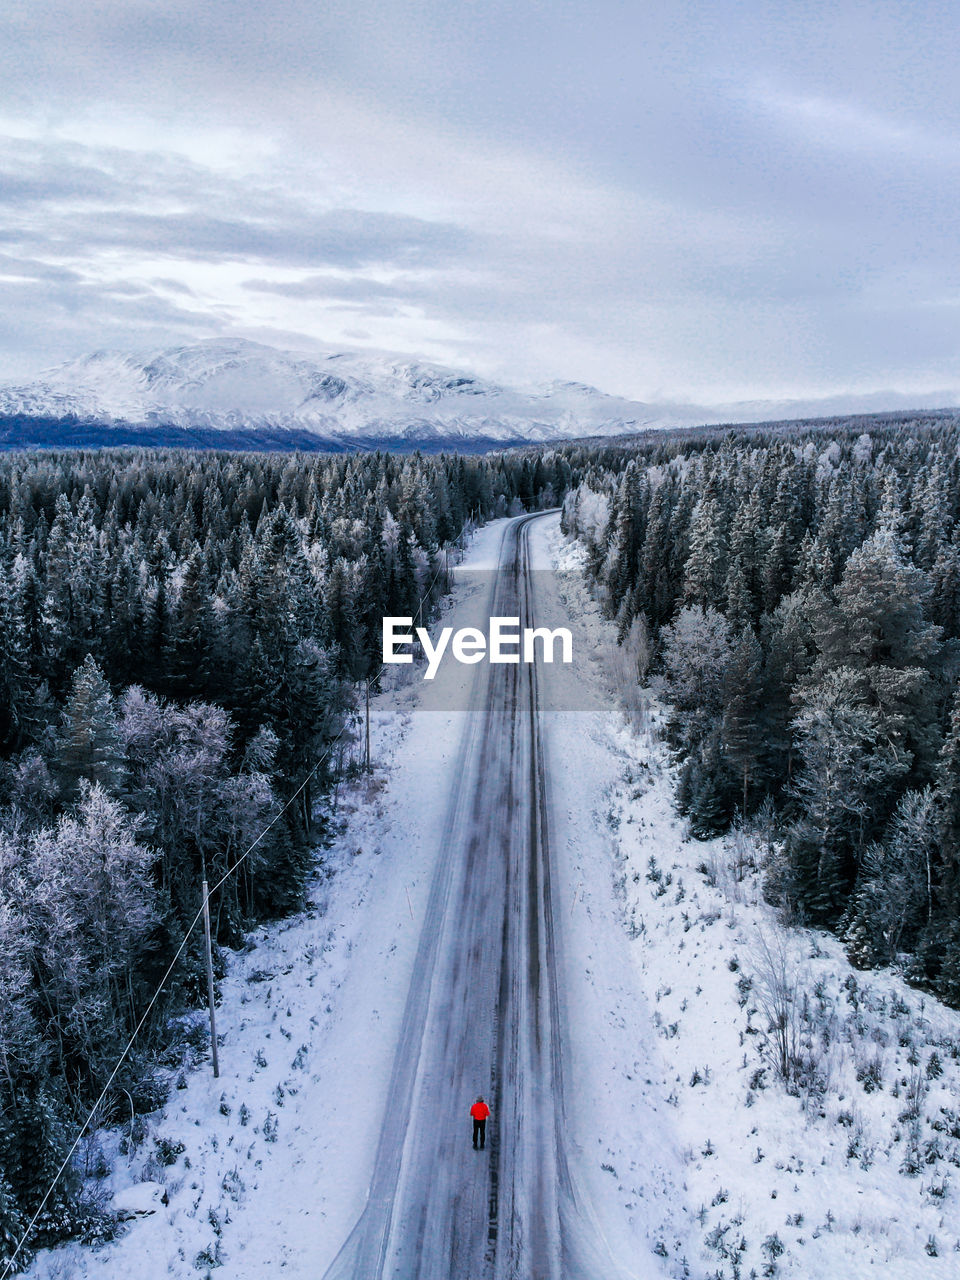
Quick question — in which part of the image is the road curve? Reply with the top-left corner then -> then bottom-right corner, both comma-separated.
323,512 -> 631,1280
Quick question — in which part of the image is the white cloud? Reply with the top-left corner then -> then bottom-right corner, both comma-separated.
1,1 -> 959,403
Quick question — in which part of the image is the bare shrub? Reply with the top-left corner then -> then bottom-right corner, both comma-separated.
604,613 -> 655,735
750,928 -> 811,1089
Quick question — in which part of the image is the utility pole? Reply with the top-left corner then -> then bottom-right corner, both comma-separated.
365,677 -> 371,773
201,875 -> 220,1078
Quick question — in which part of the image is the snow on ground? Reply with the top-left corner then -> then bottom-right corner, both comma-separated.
544,518 -> 960,1279
25,510 -> 960,1280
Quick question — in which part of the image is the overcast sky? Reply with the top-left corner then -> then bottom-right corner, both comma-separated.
2,0 -> 959,403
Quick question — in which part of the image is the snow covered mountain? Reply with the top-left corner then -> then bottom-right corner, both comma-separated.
0,338 -> 689,450
2,338 -> 955,452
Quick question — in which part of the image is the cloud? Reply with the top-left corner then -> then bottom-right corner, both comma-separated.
0,136 -> 475,269
0,273 -> 212,379
3,206 -> 474,270
1,2 -> 959,401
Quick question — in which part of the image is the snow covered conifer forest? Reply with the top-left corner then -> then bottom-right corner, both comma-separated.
562,418 -> 960,1001
4,412 -> 960,1272
0,447 -> 564,1265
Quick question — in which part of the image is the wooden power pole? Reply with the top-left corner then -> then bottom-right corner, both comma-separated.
201,877 -> 220,1078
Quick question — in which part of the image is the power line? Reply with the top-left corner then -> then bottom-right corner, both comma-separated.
1,542 -> 459,1278
1,720 -> 350,1280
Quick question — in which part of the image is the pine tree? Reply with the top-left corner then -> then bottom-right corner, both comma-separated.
721,629 -> 765,814
54,657 -> 124,800
639,482 -> 674,625
936,688 -> 960,907
0,1091 -> 77,1244
787,667 -> 911,920
0,1174 -> 28,1274
391,514 -> 419,617
826,529 -> 942,781
929,537 -> 960,637
841,885 -> 888,969
357,508 -> 389,671
682,732 -> 734,838
845,789 -> 937,967
323,559 -> 364,680
0,568 -> 34,754
605,464 -> 644,618
760,521 -> 793,612
682,478 -> 728,606
724,555 -> 754,632
915,452 -> 951,570
726,486 -> 760,622
658,605 -> 732,753
759,590 -> 818,789
164,548 -> 215,697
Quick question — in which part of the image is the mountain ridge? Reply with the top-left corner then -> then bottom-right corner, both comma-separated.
0,338 -> 665,446
0,337 -> 957,451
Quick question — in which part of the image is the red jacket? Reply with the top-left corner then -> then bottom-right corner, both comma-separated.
470,1101 -> 490,1120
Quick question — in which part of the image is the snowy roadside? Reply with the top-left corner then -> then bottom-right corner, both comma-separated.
545,519 -> 960,1279
25,519 -> 513,1280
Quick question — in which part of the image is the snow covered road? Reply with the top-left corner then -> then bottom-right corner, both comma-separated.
324,512 -> 617,1280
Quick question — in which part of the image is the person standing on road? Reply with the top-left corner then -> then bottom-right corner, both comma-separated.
470,1095 -> 490,1149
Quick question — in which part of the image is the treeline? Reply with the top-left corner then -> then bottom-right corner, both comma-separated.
562,418 -> 960,1004
0,445 -> 566,1261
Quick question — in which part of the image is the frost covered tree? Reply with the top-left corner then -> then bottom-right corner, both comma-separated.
682,479 -> 728,606
813,529 -> 942,779
660,607 -> 736,832
0,1090 -> 77,1249
781,667 -> 911,919
638,482 -> 676,626
0,567 -> 34,754
605,463 -> 646,619
658,605 -> 732,741
28,784 -> 158,1088
564,415 -> 960,993
759,590 -> 818,786
721,629 -> 765,815
54,657 -> 125,801
0,1174 -> 28,1272
0,850 -> 46,1098
930,691 -> 960,1002
843,788 -> 938,967
164,547 -> 216,696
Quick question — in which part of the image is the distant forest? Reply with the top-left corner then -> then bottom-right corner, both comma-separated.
563,417 -> 960,1008
0,414 -> 528,456
0,446 -> 565,1261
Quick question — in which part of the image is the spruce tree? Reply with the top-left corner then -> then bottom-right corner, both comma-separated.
682,478 -> 728,606
0,1174 -> 28,1274
54,657 -> 124,800
788,667 -> 910,920
721,629 -> 765,815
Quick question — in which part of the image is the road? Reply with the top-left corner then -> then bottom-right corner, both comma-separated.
323,512 -> 627,1280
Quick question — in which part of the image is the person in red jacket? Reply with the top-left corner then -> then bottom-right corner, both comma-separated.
470,1095 -> 490,1150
